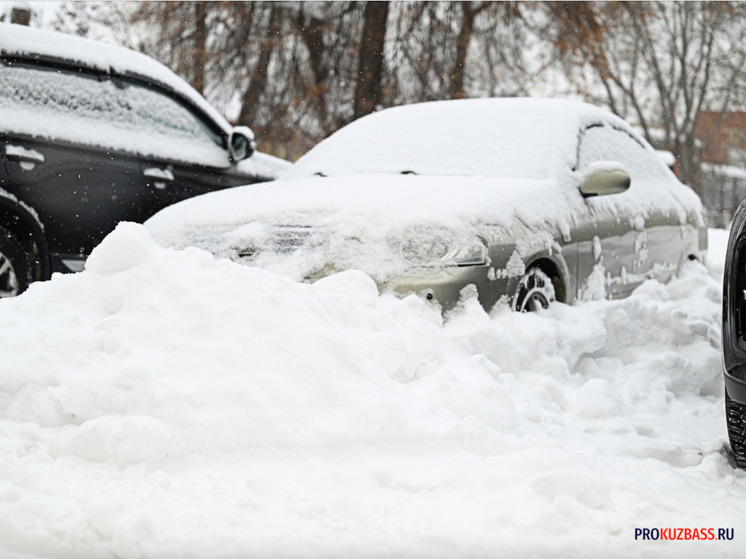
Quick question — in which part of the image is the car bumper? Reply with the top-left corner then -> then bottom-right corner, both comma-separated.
51,253 -> 87,274
382,264 -> 511,312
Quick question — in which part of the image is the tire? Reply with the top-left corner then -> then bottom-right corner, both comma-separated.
512,267 -> 556,312
723,201 -> 746,466
726,389 -> 746,468
0,225 -> 30,298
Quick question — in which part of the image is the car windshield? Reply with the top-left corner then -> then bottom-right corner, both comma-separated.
285,98 -> 586,181
0,62 -> 229,167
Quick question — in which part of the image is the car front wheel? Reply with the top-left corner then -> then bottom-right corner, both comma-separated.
0,226 -> 30,298
512,267 -> 556,312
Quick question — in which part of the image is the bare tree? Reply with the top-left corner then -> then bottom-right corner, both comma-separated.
450,2 -> 491,99
353,1 -> 390,118
387,2 -> 528,104
236,4 -> 283,127
544,1 -> 746,193
51,2 -> 139,46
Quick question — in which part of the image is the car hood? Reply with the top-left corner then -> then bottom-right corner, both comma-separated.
146,173 -> 574,244
144,172 -> 703,283
144,174 -> 574,282
147,174 -> 577,229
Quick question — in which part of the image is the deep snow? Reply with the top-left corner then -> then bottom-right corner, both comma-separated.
0,223 -> 741,558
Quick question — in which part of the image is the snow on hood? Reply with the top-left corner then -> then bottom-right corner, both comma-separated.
146,174 -> 702,284
0,223 -> 737,558
147,174 -> 565,232
145,174 -> 579,281
0,23 -> 232,133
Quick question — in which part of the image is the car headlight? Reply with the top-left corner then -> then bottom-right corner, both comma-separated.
399,227 -> 488,267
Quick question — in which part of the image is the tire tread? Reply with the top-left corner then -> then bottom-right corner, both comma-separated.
726,390 -> 746,468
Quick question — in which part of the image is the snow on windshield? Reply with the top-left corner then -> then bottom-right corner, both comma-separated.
286,98 -> 627,179
0,64 -> 230,166
0,23 -> 232,134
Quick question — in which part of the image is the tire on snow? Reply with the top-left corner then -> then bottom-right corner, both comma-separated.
0,225 -> 30,298
512,267 -> 556,312
726,390 -> 746,468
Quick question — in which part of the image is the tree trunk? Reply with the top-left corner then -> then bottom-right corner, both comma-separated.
353,1 -> 390,120
11,7 -> 31,26
238,6 -> 282,126
295,11 -> 331,131
193,2 -> 208,94
450,3 -> 487,99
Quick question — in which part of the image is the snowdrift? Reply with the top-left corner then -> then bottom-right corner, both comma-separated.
0,223 -> 740,559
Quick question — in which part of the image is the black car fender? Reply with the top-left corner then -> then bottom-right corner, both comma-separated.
0,191 -> 51,282
723,200 -> 746,404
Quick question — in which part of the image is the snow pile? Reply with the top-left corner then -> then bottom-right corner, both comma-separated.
0,224 -> 740,558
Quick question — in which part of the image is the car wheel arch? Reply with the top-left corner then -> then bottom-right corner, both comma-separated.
0,197 -> 50,283
523,256 -> 569,304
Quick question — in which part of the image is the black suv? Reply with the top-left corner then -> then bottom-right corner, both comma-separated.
722,200 -> 746,466
0,24 -> 285,297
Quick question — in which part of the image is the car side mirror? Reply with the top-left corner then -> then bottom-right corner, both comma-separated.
229,126 -> 256,162
579,161 -> 631,197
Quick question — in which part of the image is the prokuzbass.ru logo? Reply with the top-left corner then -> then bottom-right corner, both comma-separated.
635,528 -> 734,541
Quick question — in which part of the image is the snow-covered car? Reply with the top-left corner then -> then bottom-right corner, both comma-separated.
0,24 -> 289,297
146,97 -> 707,312
722,201 -> 746,467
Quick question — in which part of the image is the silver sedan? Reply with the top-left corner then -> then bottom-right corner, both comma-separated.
145,98 -> 707,312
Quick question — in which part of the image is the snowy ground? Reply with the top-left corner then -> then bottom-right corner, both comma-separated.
0,224 -> 741,558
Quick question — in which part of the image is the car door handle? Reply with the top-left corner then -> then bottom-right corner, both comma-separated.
6,144 -> 45,170
143,167 -> 175,189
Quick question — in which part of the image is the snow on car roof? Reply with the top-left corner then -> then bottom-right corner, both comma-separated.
0,23 -> 231,132
286,97 -> 646,180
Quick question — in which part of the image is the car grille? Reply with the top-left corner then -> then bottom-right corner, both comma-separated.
234,226 -> 318,260
272,226 -> 314,253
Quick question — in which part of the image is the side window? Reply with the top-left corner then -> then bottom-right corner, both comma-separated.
577,124 -> 671,184
0,62 -> 230,168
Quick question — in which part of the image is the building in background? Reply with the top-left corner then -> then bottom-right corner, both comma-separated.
696,112 -> 746,227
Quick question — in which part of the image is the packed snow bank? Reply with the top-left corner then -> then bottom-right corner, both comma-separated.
0,224 -> 740,558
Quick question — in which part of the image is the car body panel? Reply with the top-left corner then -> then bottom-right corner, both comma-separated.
2,134 -> 255,265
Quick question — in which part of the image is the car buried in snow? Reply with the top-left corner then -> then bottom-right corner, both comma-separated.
145,97 -> 707,313
0,24 -> 289,298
